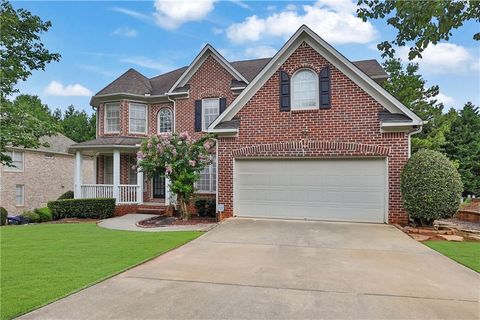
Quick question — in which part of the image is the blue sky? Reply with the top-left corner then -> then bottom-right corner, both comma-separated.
12,0 -> 480,115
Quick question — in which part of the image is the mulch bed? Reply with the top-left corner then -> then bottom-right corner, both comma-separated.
48,218 -> 99,224
137,215 -> 216,228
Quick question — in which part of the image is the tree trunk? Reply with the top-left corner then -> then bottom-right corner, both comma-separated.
177,194 -> 190,221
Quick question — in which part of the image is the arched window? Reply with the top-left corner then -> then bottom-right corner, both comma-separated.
158,108 -> 173,133
291,69 -> 318,109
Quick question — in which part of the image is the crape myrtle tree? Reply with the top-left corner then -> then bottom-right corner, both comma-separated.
137,132 -> 216,220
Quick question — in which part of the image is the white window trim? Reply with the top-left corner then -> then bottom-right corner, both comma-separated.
128,103 -> 148,134
291,68 -> 319,110
4,151 -> 24,172
104,102 -> 121,134
202,98 -> 220,131
157,107 -> 173,134
195,158 -> 216,194
15,184 -> 25,207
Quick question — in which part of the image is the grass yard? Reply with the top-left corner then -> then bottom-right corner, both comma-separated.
424,240 -> 480,273
0,223 -> 202,320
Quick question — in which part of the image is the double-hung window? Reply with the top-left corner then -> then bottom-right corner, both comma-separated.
202,98 -> 219,131
105,102 -> 120,133
196,157 -> 216,193
5,151 -> 24,171
291,69 -> 318,110
15,185 -> 24,206
158,108 -> 173,133
129,103 -> 147,134
104,156 -> 113,184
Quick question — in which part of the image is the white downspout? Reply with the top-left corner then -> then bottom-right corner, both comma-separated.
165,94 -> 176,206
408,124 -> 424,157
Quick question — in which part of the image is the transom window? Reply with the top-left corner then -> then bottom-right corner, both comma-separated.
196,157 -> 216,193
202,98 -> 219,131
15,184 -> 24,206
158,108 -> 173,133
105,102 -> 120,133
291,69 -> 318,109
129,103 -> 147,134
5,151 -> 24,171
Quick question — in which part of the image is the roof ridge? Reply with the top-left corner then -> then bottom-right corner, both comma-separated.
149,66 -> 188,81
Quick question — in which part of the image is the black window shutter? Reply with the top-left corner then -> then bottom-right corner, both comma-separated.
194,100 -> 202,132
219,97 -> 227,114
319,67 -> 331,109
279,70 -> 290,111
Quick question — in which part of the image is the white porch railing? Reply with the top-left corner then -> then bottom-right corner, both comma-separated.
80,184 -> 141,204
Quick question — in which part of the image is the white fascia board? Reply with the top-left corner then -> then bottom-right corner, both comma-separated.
167,44 -> 248,94
381,122 -> 417,127
209,25 -> 422,130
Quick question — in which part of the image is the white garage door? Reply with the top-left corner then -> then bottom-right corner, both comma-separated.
234,158 -> 387,223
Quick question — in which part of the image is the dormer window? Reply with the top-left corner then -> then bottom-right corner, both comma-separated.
291,69 -> 318,110
105,102 -> 120,133
129,103 -> 147,134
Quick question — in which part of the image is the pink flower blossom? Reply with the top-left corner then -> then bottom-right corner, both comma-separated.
147,141 -> 152,148
136,151 -> 144,160
179,131 -> 190,140
203,141 -> 211,150
156,144 -> 163,152
165,165 -> 172,174
188,160 -> 196,167
171,149 -> 177,156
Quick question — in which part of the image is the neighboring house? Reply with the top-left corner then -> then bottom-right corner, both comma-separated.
0,134 -> 94,215
70,25 -> 422,225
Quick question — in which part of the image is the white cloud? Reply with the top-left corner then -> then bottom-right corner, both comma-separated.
471,58 -> 480,71
111,7 -> 151,22
266,5 -> 276,11
212,27 -> 223,35
399,43 -> 474,74
229,0 -> 252,10
113,27 -> 138,37
435,92 -> 455,106
120,56 -> 173,72
44,81 -> 92,97
226,0 -> 377,44
244,46 -> 277,59
153,0 -> 216,30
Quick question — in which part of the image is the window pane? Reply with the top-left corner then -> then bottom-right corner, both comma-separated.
129,104 -> 147,133
104,156 -> 113,184
15,185 -> 24,205
292,70 -> 317,109
196,157 -> 216,192
158,108 -> 172,133
128,156 -> 137,185
202,99 -> 219,130
105,103 -> 120,132
7,151 -> 23,170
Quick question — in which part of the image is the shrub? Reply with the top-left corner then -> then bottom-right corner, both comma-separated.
48,198 -> 116,220
57,190 -> 74,200
21,211 -> 40,223
34,207 -> 53,222
194,198 -> 216,218
0,207 -> 7,226
401,150 -> 463,225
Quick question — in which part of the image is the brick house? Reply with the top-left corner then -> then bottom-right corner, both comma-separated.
70,25 -> 422,224
1,134 -> 94,215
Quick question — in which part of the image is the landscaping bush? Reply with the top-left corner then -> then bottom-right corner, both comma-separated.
57,190 -> 74,200
48,198 -> 116,220
0,207 -> 7,226
21,211 -> 40,223
194,198 -> 216,218
34,207 -> 53,222
401,150 -> 463,225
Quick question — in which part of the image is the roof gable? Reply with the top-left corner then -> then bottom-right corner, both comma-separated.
167,44 -> 248,94
209,25 -> 422,131
95,68 -> 152,96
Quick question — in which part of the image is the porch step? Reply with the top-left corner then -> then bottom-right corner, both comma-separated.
136,204 -> 167,215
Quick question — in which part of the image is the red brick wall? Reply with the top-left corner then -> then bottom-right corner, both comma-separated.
217,42 -> 409,224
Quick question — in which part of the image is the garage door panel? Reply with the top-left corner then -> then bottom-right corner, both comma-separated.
235,159 -> 386,223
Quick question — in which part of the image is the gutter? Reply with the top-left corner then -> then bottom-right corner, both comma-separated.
407,123 -> 424,157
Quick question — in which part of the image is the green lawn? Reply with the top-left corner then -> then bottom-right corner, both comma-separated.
0,223 -> 202,320
424,240 -> 480,273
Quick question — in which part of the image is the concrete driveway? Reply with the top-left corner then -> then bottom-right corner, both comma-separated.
20,218 -> 479,319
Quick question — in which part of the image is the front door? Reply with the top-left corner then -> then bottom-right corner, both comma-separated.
152,173 -> 165,198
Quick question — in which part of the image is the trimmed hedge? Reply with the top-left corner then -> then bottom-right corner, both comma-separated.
194,198 -> 216,217
401,150 -> 463,225
21,211 -> 40,223
57,190 -> 74,200
34,207 -> 53,222
0,207 -> 7,226
48,198 -> 116,220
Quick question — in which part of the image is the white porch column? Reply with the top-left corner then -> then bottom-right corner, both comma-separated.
137,167 -> 143,204
74,151 -> 83,199
113,149 -> 120,203
165,176 -> 171,205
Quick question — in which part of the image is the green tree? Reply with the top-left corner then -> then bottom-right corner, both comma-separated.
357,0 -> 480,60
60,105 -> 96,143
445,102 -> 480,196
0,0 -> 61,98
382,58 -> 456,153
1,95 -> 60,166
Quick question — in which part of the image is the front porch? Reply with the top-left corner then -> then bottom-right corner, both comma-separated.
72,145 -> 170,205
